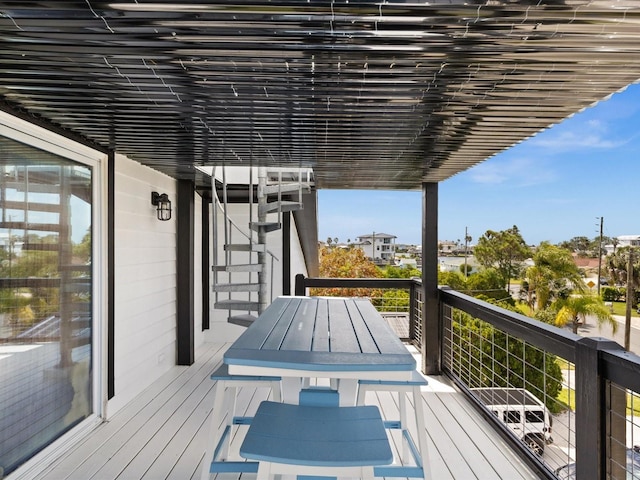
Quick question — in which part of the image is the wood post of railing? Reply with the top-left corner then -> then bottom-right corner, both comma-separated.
575,337 -> 626,480
294,273 -> 306,296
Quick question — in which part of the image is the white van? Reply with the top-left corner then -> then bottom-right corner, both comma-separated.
470,387 -> 553,455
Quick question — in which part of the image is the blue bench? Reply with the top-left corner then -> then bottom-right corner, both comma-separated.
357,371 -> 431,479
200,364 -> 281,479
240,400 -> 393,480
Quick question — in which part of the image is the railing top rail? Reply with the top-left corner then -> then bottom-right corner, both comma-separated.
600,346 -> 640,393
298,277 -> 417,289
439,286 -> 581,362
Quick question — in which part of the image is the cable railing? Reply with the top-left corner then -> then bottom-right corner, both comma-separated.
294,275 -> 640,480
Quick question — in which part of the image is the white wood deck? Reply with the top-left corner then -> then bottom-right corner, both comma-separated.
38,342 -> 542,480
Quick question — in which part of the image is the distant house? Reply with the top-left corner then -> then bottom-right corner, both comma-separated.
438,240 -> 457,255
355,233 -> 397,263
616,235 -> 640,247
602,235 -> 640,255
397,257 -> 418,269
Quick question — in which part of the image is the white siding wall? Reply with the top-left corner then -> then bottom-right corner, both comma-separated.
109,154 -> 177,415
109,157 -> 310,400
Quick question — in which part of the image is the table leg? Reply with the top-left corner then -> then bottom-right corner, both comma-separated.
337,378 -> 358,406
281,376 -> 302,403
412,385 -> 431,480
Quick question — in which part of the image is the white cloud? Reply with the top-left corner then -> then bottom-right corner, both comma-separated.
469,157 -> 557,186
531,119 -> 630,150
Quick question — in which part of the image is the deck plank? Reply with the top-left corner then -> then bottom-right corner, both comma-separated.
40,342 -> 226,480
37,342 -> 542,480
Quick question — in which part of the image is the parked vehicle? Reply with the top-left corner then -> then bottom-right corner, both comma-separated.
470,387 -> 552,455
555,447 -> 640,479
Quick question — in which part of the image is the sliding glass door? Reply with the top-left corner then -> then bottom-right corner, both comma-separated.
0,134 -> 96,476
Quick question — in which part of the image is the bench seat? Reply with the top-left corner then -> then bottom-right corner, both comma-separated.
240,401 -> 393,479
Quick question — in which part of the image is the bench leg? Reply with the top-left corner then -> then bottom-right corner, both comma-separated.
399,390 -> 410,462
256,461 -> 271,480
200,380 -> 226,480
255,462 -> 375,480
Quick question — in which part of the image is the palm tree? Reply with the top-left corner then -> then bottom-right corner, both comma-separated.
606,246 -> 640,287
522,242 -> 584,311
554,294 -> 617,335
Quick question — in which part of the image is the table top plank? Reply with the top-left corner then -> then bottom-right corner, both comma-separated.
326,298 -> 361,354
311,298 -> 330,352
344,299 -> 380,354
352,298 -> 410,354
224,296 -> 416,374
280,297 -> 318,352
261,297 -> 303,350
230,296 -> 293,350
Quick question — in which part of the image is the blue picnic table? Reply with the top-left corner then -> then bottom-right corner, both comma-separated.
204,296 -> 430,480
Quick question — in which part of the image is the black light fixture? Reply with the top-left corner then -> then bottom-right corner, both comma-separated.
151,191 -> 172,221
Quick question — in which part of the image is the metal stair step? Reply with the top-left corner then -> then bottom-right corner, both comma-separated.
250,222 -> 281,233
259,200 -> 303,215
214,283 -> 261,293
224,243 -> 266,252
228,314 -> 258,327
213,264 -> 263,273
214,299 -> 259,311
262,183 -> 311,195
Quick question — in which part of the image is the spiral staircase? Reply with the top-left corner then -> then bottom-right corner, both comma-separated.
211,166 -> 313,327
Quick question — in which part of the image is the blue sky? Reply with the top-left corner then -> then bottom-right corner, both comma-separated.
318,81 -> 640,247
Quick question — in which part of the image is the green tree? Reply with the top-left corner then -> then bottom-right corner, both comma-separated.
606,246 -> 640,287
438,268 -> 511,303
553,294 -> 617,335
450,307 -> 563,410
311,245 -> 382,298
379,289 -> 410,313
384,265 -> 421,279
464,268 -> 513,304
474,226 -> 530,292
73,229 -> 91,263
438,270 -> 466,291
558,236 -> 591,255
522,242 -> 584,311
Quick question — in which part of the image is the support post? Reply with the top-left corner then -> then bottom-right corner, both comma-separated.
421,182 -> 440,375
201,196 -> 210,330
107,150 -> 115,399
295,273 -> 306,296
283,211 -> 291,295
575,337 -> 626,480
177,180 -> 194,365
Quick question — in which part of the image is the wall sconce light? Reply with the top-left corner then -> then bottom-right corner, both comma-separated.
151,191 -> 172,221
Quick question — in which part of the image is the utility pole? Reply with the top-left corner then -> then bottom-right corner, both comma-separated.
372,231 -> 376,261
625,248 -> 633,350
597,216 -> 603,296
463,227 -> 469,278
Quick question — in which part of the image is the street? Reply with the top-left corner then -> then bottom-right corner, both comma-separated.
576,313 -> 640,355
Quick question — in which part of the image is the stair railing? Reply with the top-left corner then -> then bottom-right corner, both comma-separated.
210,166 -> 279,307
